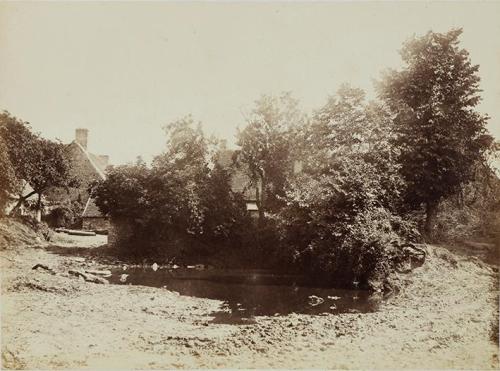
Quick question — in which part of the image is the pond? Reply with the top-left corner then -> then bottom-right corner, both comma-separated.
108,267 -> 382,324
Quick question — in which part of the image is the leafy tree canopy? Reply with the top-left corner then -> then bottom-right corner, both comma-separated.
236,92 -> 306,217
0,135 -> 19,212
278,85 -> 415,288
378,29 -> 493,236
94,117 -> 249,255
0,111 -> 74,220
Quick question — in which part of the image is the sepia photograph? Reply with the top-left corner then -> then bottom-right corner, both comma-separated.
0,1 -> 499,369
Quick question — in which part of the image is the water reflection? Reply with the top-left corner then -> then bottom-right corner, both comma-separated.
108,267 -> 381,324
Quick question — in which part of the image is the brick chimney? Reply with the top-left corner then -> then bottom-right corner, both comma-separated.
75,128 -> 88,149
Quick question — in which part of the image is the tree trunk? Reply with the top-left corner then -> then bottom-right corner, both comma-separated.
257,174 -> 266,226
255,182 -> 264,226
424,200 -> 439,241
8,190 -> 37,216
35,193 -> 42,222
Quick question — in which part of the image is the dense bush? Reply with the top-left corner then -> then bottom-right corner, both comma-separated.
277,86 -> 419,289
94,118 -> 252,258
278,154 -> 418,288
432,165 -> 500,243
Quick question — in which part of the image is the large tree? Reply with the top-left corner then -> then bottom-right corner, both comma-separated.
278,86 -> 411,288
0,135 -> 19,213
0,112 -> 74,221
378,29 -> 493,238
236,92 -> 305,222
152,116 -> 212,237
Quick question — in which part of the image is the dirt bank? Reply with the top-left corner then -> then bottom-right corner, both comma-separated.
1,231 -> 498,369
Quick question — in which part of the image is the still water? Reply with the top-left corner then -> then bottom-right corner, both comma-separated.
108,267 -> 381,323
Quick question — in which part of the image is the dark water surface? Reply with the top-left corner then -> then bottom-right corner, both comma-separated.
109,267 -> 381,324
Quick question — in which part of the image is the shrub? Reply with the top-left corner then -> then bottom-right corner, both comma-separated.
432,170 -> 500,243
278,154 -> 418,288
45,200 -> 84,228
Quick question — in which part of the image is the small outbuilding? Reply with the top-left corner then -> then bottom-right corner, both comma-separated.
63,128 -> 110,231
81,196 -> 108,232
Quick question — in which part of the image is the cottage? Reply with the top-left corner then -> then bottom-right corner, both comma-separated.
45,128 -> 110,231
81,196 -> 108,232
69,129 -> 110,231
216,149 -> 261,218
66,128 -> 108,187
216,149 -> 302,218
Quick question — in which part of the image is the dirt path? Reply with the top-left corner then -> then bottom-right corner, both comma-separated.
1,234 -> 498,369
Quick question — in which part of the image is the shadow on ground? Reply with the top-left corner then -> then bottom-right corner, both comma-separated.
44,244 -> 125,265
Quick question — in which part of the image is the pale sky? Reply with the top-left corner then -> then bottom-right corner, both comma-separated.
1,1 -> 499,165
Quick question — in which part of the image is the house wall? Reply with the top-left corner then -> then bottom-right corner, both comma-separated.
108,217 -> 133,247
82,217 -> 109,231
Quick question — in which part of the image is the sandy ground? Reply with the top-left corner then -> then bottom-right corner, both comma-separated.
1,232 -> 499,369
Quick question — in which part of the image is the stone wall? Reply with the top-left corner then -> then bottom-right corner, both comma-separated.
108,217 -> 133,247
